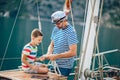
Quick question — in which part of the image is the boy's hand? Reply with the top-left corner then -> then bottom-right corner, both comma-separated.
31,65 -> 38,71
39,55 -> 46,61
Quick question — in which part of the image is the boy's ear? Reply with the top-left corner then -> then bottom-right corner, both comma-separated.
31,36 -> 35,40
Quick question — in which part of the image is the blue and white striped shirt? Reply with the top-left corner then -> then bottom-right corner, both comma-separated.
51,23 -> 78,68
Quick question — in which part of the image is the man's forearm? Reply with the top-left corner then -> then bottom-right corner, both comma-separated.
47,41 -> 54,55
55,50 -> 76,59
53,44 -> 77,60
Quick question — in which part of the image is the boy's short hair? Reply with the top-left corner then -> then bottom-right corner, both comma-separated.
31,29 -> 43,37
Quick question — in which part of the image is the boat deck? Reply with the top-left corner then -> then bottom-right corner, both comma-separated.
0,70 -> 67,80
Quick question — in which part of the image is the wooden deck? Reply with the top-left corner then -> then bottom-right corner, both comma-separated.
0,70 -> 67,80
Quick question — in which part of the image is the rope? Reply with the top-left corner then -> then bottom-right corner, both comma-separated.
36,0 -> 44,57
0,58 -> 20,60
37,0 -> 42,31
63,0 -> 76,32
47,60 -> 61,76
87,0 -> 105,79
91,0 -> 104,79
69,0 -> 76,32
75,0 -> 89,80
52,61 -> 61,76
0,0 -> 23,70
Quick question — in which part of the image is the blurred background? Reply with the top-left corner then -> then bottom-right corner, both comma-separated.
0,0 -> 120,76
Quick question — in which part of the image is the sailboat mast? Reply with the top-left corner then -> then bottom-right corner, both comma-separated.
78,0 -> 100,79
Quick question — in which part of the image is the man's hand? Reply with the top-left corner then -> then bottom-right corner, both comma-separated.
44,54 -> 57,61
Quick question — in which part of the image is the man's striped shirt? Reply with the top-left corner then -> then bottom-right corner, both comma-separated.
51,23 -> 78,68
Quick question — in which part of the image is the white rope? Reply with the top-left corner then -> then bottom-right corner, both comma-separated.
47,60 -> 61,76
0,58 -> 20,60
69,0 -> 76,32
37,0 -> 42,31
91,0 -> 104,79
37,0 -> 44,56
63,0 -> 76,32
52,61 -> 61,76
0,0 -> 23,70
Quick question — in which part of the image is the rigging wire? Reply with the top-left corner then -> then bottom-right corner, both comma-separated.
36,0 -> 44,57
37,0 -> 42,31
84,0 -> 105,79
69,0 -> 76,32
0,58 -> 20,60
63,0 -> 76,32
0,0 -> 23,70
91,0 -> 105,79
75,0 -> 89,80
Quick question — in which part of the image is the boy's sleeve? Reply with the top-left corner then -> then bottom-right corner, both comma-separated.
22,46 -> 31,55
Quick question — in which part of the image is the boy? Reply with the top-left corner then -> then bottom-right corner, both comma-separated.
21,28 -> 48,74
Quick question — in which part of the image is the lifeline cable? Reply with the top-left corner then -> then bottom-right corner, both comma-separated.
0,0 -> 23,70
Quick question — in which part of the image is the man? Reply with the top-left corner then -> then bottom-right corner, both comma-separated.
21,28 -> 48,74
42,11 -> 78,77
